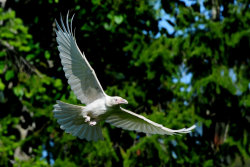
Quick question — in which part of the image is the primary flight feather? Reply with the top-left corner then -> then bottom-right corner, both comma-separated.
53,13 -> 196,141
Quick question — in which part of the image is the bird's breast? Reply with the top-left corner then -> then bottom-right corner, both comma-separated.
84,98 -> 107,118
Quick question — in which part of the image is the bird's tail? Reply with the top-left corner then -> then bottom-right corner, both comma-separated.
53,100 -> 104,141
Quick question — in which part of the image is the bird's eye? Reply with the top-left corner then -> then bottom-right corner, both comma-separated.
115,99 -> 117,101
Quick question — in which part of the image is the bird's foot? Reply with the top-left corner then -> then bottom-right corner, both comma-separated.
84,115 -> 91,123
89,121 -> 96,126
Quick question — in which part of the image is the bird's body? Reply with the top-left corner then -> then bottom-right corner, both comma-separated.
53,13 -> 196,141
83,97 -> 107,119
80,96 -> 125,123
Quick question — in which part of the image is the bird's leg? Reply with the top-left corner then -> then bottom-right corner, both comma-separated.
83,115 -> 91,123
89,118 -> 97,126
82,112 -> 96,126
89,121 -> 97,126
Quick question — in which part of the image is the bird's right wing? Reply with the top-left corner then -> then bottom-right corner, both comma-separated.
105,107 -> 196,135
55,13 -> 106,105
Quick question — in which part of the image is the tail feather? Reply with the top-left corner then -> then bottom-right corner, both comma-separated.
79,125 -> 88,139
72,125 -> 82,136
53,100 -> 103,141
78,125 -> 86,139
86,127 -> 92,141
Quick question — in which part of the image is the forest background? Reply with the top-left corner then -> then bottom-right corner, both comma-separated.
0,0 -> 249,166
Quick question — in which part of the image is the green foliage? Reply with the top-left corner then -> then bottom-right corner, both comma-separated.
0,0 -> 250,166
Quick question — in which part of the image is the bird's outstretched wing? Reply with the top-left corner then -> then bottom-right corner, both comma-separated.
105,107 -> 196,135
55,13 -> 106,105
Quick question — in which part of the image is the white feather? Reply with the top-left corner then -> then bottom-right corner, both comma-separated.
105,107 -> 196,135
55,13 -> 106,105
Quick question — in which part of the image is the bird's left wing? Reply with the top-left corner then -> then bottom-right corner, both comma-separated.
55,13 -> 106,105
105,107 -> 196,135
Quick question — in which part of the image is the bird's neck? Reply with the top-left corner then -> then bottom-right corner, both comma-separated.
105,96 -> 114,107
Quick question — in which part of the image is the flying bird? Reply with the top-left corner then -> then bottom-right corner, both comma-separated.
53,13 -> 196,141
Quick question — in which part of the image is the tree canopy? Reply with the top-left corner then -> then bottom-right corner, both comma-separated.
0,0 -> 249,166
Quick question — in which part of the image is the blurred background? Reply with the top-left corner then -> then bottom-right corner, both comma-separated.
0,0 -> 249,166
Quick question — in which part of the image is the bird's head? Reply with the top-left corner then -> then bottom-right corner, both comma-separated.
108,96 -> 128,106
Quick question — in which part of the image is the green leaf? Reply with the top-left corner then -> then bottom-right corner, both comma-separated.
0,78 -> 5,90
5,70 -> 15,81
104,23 -> 112,31
114,15 -> 123,24
26,54 -> 35,61
0,63 -> 5,74
54,78 -> 62,90
44,50 -> 50,59
91,0 -> 101,5
13,85 -> 24,97
0,51 -> 6,57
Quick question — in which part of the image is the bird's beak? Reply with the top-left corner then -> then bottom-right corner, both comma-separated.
119,99 -> 128,104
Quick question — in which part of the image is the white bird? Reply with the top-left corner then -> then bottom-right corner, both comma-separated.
53,13 -> 196,141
